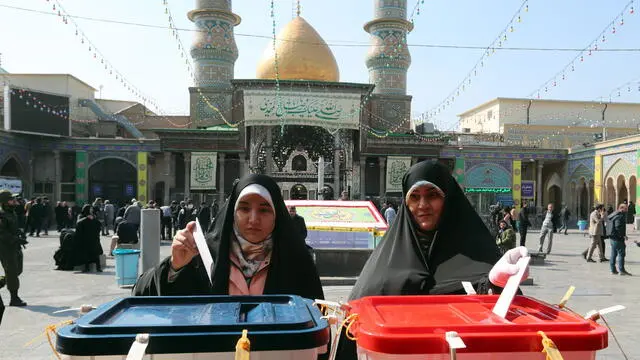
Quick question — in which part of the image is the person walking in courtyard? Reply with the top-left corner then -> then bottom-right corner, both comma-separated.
518,201 -> 531,247
608,203 -> 631,275
627,201 -> 636,224
585,205 -> 606,263
538,203 -> 555,254
104,200 -> 115,235
383,200 -> 397,225
0,190 -> 27,307
75,205 -> 103,273
496,220 -> 516,255
559,204 -> 570,235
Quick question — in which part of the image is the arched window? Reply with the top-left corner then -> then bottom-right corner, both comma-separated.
292,155 -> 307,171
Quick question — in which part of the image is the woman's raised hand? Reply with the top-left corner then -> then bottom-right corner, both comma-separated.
170,221 -> 199,270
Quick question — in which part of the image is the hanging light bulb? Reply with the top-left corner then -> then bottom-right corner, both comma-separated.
612,26 -> 616,34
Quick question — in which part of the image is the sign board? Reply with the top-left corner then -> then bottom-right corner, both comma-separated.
243,90 -> 361,129
521,180 -> 535,199
496,194 -> 514,207
385,156 -> 412,193
285,200 -> 388,249
6,86 -> 70,137
190,152 -> 217,190
0,177 -> 22,194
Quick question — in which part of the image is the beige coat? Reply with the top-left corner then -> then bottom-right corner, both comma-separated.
588,209 -> 604,236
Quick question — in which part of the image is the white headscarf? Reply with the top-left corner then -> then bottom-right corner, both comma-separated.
231,184 -> 275,279
405,180 -> 445,204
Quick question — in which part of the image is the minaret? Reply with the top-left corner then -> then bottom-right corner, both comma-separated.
188,0 -> 241,126
364,0 -> 413,95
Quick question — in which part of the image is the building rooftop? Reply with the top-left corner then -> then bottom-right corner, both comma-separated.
3,73 -> 97,91
457,97 -> 640,117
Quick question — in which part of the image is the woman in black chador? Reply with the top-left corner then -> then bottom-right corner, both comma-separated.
75,204 -> 103,272
335,160 -> 529,359
132,174 -> 324,301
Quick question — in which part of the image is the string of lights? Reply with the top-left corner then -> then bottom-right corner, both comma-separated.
527,0 -> 636,99
601,75 -> 640,102
415,0 -> 530,131
42,0 -> 166,115
10,2 -> 640,52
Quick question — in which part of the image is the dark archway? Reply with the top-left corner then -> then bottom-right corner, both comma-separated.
0,157 -> 22,178
548,185 -> 562,209
88,158 -> 136,207
579,185 -> 589,219
155,181 -> 165,206
291,155 -> 307,171
291,184 -> 308,200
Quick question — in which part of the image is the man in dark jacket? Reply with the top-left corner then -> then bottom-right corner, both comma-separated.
197,202 -> 211,232
518,202 -> 531,247
288,206 -> 308,244
559,205 -> 570,235
0,190 -> 27,308
608,203 -> 631,275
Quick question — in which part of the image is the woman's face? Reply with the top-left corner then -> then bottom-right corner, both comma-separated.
407,185 -> 445,231
235,193 -> 276,244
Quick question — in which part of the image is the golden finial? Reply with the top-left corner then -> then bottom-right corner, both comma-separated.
296,0 -> 301,16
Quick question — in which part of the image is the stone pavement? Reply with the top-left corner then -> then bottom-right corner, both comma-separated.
1,229 -> 639,359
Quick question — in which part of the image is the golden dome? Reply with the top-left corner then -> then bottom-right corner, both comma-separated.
256,16 -> 340,82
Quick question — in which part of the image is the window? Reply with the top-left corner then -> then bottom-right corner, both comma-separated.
61,152 -> 76,182
34,182 -> 54,194
61,183 -> 76,202
487,110 -> 493,120
291,155 -> 307,171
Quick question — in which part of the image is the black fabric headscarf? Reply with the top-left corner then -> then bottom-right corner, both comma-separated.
349,160 -> 500,299
133,174 -> 324,302
206,174 -> 323,298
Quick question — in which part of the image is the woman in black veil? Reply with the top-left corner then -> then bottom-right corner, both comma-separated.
132,174 -> 324,301
335,160 -> 529,359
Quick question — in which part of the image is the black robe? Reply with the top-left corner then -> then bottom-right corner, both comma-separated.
132,174 -> 325,301
335,160 -> 503,359
75,216 -> 103,264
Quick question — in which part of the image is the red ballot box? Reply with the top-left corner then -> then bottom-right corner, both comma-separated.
346,295 -> 608,360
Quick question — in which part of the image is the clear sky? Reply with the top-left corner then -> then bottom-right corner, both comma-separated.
1,0 -> 639,130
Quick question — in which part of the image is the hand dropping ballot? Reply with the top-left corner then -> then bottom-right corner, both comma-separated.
194,218 -> 214,284
492,256 -> 531,318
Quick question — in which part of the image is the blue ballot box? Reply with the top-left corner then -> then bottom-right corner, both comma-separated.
56,295 -> 330,360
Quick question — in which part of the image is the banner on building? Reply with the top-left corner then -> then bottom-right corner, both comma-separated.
191,152 -> 218,190
243,90 -> 361,129
512,160 -> 522,209
0,177 -> 22,194
521,180 -> 535,199
386,157 -> 412,193
137,152 -> 148,203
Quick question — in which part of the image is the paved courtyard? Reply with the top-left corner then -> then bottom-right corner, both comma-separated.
0,229 -> 638,359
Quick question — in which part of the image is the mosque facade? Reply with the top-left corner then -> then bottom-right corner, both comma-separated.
2,0 -> 639,224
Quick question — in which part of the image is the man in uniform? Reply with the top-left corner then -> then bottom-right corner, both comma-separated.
0,190 -> 28,307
